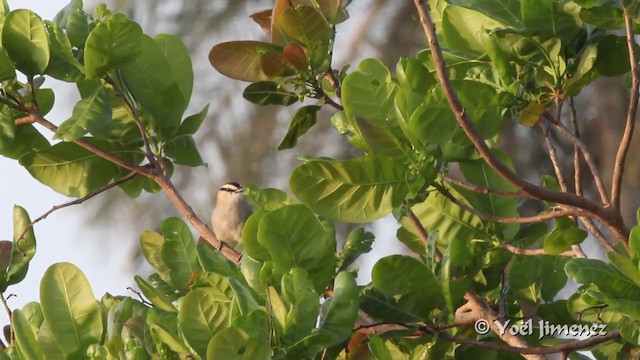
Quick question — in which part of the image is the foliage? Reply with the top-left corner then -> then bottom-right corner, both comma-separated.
0,0 -> 639,358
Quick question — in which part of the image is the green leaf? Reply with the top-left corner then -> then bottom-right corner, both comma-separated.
257,205 -> 336,292
242,81 -> 298,106
44,20 -> 84,81
39,263 -> 103,358
84,13 -> 143,79
133,275 -> 177,312
317,271 -> 359,342
607,251 -> 640,287
155,34 -> 193,104
405,188 -> 486,247
160,217 -> 202,293
179,287 -> 232,358
368,335 -> 392,360
280,5 -> 332,69
442,5 -> 505,55
596,34 -> 631,77
338,227 -> 374,272
566,258 -> 640,300
281,268 -> 319,344
139,230 -> 171,283
630,224 -> 640,259
209,40 -> 283,82
55,84 -> 111,141
543,217 -> 587,255
2,9 -> 49,75
290,155 -> 409,223
120,35 -> 187,140
579,5 -> 626,29
5,205 -> 36,289
66,8 -> 92,48
243,184 -> 297,212
206,327 -> 272,360
277,105 -> 321,150
622,0 -> 640,22
242,210 -> 271,262
564,44 -> 599,96
447,0 -> 523,27
177,104 -> 209,136
521,0 -> 582,43
12,309 -> 44,360
164,135 -> 204,167
196,243 -> 247,285
0,48 -> 15,81
53,0 -> 82,28
509,255 -> 568,304
19,139 -> 142,197
372,255 -> 443,319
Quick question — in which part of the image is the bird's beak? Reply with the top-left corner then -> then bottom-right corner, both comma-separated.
237,187 -> 246,193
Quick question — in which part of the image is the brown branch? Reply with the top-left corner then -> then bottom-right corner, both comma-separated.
443,175 -> 536,200
435,328 -> 620,355
21,112 -> 242,263
406,205 -> 543,359
543,113 -> 610,208
568,98 -> 582,197
410,0 -> 627,247
500,243 -> 577,257
16,172 -> 139,243
611,10 -> 640,210
580,217 -> 615,252
539,120 -> 568,193
436,185 -> 584,224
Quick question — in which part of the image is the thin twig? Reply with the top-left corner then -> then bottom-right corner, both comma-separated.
611,10 -> 640,210
437,185 -> 584,224
543,113 -> 610,208
580,217 -> 615,252
16,172 -> 139,243
500,243 -> 577,257
443,176 -> 536,200
567,98 -> 587,258
539,120 -> 568,193
410,0 -> 627,247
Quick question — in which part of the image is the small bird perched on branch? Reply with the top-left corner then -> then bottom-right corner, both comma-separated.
211,182 -> 253,250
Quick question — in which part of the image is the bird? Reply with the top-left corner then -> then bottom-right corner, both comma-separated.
211,182 -> 253,250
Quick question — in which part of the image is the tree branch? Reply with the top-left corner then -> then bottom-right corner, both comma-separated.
611,10 -> 639,210
410,0 -> 628,246
500,243 -> 577,257
443,175 -> 536,200
539,120 -> 568,193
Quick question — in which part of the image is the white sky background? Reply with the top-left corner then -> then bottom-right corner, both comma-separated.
0,0 -> 134,328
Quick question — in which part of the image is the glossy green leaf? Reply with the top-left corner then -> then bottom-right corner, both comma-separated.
120,35 -> 186,140
52,0 -> 82,28
242,210 -> 270,261
209,40 -> 282,82
543,217 -> 587,255
405,188 -> 486,247
40,262 -> 102,358
242,81 -> 298,106
509,255 -> 568,304
196,243 -> 247,285
280,5 -> 331,68
442,5 -> 505,54
2,9 -> 49,75
277,105 -> 320,150
368,335 -> 392,360
0,109 -> 50,159
409,80 -> 512,146
55,84 -> 111,141
177,104 -> 209,136
155,34 -> 193,104
206,327 -> 272,360
281,268 -> 319,343
447,0 -> 523,27
566,258 -> 640,300
179,287 -> 232,357
66,8 -> 92,48
372,255 -> 442,319
338,227 -> 374,271
630,224 -> 640,259
133,275 -> 177,312
84,13 -> 143,79
37,320 -> 65,359
622,0 -> 640,22
13,309 -> 44,360
579,5 -> 625,29
290,155 -> 409,223
5,205 -> 36,289
596,34 -> 631,77
164,135 -> 204,166
257,205 -> 336,292
243,184 -> 297,212
19,139 -> 142,197
147,321 -> 191,355
0,48 -> 15,81
160,217 -> 202,293
317,271 -> 358,342
521,0 -> 582,42
607,251 -> 640,287
44,20 -> 83,81
139,230 -> 171,282
564,44 -> 598,96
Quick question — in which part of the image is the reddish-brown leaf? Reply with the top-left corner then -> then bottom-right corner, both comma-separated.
249,8 -> 272,35
209,40 -> 282,82
259,51 -> 296,78
283,43 -> 308,70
